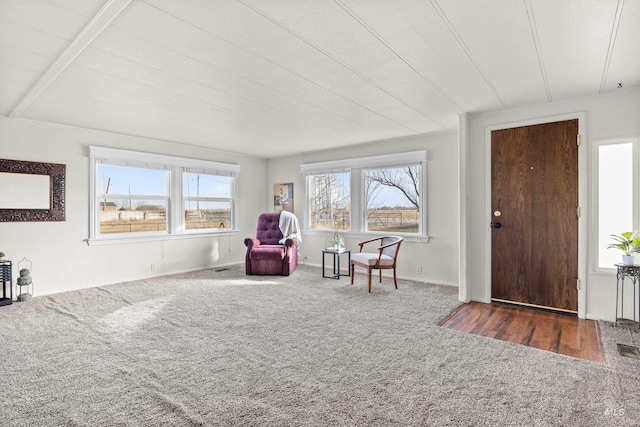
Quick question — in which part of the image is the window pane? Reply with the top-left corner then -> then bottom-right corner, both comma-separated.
99,199 -> 167,234
183,173 -> 231,198
308,172 -> 350,230
183,173 -> 233,231
185,201 -> 231,230
98,165 -> 167,196
598,143 -> 633,268
365,165 -> 420,233
97,165 -> 168,235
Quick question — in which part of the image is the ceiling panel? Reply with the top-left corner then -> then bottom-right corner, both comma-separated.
1,0 -> 637,157
28,50 -> 395,155
31,81 -> 392,157
0,44 -> 54,74
604,0 -> 640,92
238,0 -> 453,129
99,29 -> 403,137
434,0 -> 549,109
83,28 -> 394,138
0,0 -> 96,40
338,0 -> 503,114
41,72 -> 333,145
34,82 -> 295,144
0,77 -> 30,115
135,0 -> 442,132
0,0 -> 107,116
41,0 -> 108,18
0,18 -> 69,59
533,0 -> 619,100
28,87 -> 242,146
0,63 -> 40,87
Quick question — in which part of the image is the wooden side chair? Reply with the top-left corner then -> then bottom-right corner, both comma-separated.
350,236 -> 403,292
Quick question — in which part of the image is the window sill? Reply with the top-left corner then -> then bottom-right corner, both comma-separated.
302,229 -> 430,243
86,230 -> 239,246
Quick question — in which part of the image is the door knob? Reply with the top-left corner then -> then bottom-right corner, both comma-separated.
490,222 -> 502,228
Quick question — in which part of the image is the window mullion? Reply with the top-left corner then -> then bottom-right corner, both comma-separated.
352,168 -> 363,232
421,160 -> 427,236
231,174 -> 237,231
169,166 -> 181,234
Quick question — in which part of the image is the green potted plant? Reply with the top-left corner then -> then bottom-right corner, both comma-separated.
607,232 -> 640,265
330,233 -> 344,250
0,252 -> 4,261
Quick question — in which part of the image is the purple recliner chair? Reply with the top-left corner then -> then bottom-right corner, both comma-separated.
244,212 -> 299,276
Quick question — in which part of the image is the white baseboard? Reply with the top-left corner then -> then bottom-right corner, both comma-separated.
303,261 -> 458,287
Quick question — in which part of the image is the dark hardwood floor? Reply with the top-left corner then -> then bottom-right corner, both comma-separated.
440,301 -> 604,363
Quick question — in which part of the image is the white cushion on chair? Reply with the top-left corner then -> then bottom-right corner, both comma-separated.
351,253 -> 394,266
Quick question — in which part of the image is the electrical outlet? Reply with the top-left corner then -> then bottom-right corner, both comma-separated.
416,266 -> 422,274
151,264 -> 156,271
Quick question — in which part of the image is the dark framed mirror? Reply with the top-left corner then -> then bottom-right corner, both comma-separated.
0,158 -> 66,222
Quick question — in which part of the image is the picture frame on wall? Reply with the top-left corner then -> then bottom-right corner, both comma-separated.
274,183 -> 293,212
0,158 -> 66,222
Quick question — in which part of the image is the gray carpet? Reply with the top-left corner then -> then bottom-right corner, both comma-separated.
0,264 -> 638,426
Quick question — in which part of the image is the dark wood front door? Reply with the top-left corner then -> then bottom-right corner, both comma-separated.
491,119 -> 578,313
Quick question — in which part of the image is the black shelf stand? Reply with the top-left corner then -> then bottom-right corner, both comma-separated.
0,260 -> 12,307
614,263 -> 639,327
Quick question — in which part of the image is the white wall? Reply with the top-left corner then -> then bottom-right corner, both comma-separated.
267,131 -> 460,286
466,86 -> 640,320
0,116 -> 268,296
8,85 -> 635,310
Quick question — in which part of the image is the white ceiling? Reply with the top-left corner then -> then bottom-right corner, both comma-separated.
1,0 -> 638,158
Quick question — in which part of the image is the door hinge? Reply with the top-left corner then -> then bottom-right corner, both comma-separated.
576,206 -> 581,218
576,279 -> 581,290
577,134 -> 581,146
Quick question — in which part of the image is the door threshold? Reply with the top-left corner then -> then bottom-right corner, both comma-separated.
491,298 -> 577,315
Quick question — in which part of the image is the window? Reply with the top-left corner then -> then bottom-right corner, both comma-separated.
595,139 -> 637,268
183,172 -> 233,230
307,172 -> 350,231
98,165 -> 168,235
365,165 -> 420,233
302,151 -> 427,239
89,146 -> 239,244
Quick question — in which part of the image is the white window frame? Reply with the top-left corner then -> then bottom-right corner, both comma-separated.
301,151 -> 428,242
88,146 -> 240,245
592,136 -> 640,271
182,169 -> 236,234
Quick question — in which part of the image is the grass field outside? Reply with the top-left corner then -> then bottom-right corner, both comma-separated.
100,209 -> 231,234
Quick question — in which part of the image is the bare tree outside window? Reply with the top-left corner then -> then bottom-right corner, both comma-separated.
308,172 -> 350,230
365,165 -> 420,233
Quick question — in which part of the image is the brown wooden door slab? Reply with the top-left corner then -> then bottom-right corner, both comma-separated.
491,119 -> 578,313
